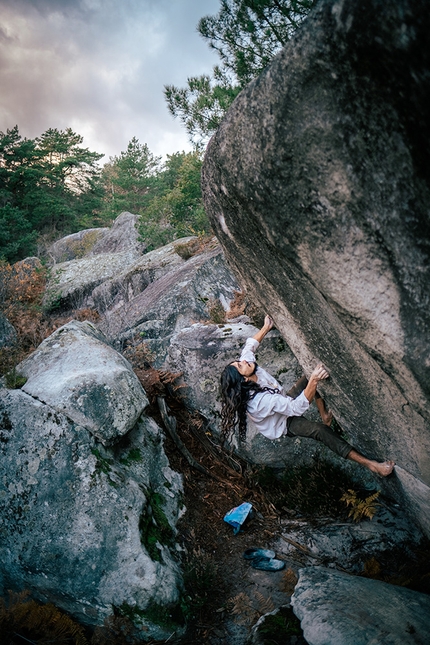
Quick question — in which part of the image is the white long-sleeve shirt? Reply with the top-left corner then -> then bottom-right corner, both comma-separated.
240,337 -> 309,440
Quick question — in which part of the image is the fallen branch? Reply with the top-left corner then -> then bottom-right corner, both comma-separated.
157,396 -> 215,479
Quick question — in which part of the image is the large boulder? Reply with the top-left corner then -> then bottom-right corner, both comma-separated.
45,212 -> 145,265
46,228 -> 109,264
202,0 -> 430,535
43,249 -> 140,312
43,212 -> 147,312
43,234 -> 196,314
98,244 -> 240,365
0,338 -> 184,639
18,320 -> 148,445
291,566 -> 430,645
89,211 -> 145,256
92,236 -> 196,314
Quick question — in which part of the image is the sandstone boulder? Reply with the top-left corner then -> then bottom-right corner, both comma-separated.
43,212 -> 147,311
89,211 -> 145,256
291,566 -> 430,645
202,0 -> 430,535
43,234 -> 197,314
0,386 -> 184,639
18,320 -> 147,445
43,249 -> 140,311
47,228 -> 109,264
99,245 -> 240,365
92,236 -> 195,314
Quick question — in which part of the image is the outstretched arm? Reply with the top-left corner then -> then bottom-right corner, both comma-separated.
252,315 -> 274,344
303,364 -> 330,402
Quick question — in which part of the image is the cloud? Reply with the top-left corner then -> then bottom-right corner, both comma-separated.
0,0 -> 220,160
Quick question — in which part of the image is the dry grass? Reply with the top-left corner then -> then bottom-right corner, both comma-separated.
174,234 -> 217,260
0,259 -> 99,376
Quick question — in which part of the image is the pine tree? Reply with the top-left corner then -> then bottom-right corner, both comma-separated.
165,0 -> 317,145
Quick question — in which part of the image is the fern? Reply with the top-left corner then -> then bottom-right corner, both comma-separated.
340,489 -> 380,522
363,556 -> 382,577
0,590 -> 88,645
255,591 -> 275,616
227,591 -> 275,627
280,568 -> 299,595
228,592 -> 258,626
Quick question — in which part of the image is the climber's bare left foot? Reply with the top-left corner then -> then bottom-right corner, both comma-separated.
368,460 -> 395,477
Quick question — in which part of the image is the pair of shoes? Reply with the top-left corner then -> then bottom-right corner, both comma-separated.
243,548 -> 285,571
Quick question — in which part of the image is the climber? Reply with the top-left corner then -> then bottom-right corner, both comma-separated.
220,315 -> 395,477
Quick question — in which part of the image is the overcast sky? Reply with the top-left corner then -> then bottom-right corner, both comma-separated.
0,0 -> 220,163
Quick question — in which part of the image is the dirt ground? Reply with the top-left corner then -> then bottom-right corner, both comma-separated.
163,425 -> 303,645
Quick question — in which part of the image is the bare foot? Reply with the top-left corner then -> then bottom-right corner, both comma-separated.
368,460 -> 395,477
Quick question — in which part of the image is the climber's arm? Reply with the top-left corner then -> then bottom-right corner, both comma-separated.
252,315 -> 274,343
303,364 -> 330,402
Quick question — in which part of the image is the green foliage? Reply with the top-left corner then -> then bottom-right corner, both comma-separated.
340,489 -> 381,522
165,0 -> 317,144
100,137 -> 161,219
0,125 -> 105,262
0,205 -> 37,263
258,606 -> 302,642
91,448 -> 113,475
138,151 -> 211,250
165,66 -> 242,146
139,490 -> 174,562
199,0 -> 316,85
99,141 -> 210,249
119,448 -> 142,467
0,125 -> 211,259
4,367 -> 27,389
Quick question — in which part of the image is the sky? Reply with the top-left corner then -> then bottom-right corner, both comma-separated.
0,0 -> 220,163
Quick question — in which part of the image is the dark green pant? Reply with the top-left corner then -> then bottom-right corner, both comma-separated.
286,377 -> 352,459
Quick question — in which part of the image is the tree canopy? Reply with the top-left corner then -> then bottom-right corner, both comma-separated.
138,151 -> 210,250
0,127 -> 211,263
165,0 -> 317,145
0,126 -> 104,262
100,137 -> 161,220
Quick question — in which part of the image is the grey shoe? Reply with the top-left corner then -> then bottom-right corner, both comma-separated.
251,557 -> 286,571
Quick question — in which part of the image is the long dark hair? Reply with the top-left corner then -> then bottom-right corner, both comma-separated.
220,364 -> 261,442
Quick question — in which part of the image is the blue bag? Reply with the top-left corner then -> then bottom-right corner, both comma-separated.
223,502 -> 253,534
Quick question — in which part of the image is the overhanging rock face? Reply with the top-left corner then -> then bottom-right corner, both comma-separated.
202,0 -> 430,534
